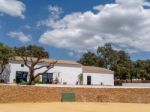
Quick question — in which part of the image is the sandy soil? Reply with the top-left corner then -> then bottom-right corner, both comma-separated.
0,103 -> 150,112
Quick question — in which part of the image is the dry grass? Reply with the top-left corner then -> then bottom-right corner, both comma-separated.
0,102 -> 150,112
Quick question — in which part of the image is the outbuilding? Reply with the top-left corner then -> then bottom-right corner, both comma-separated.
82,66 -> 114,86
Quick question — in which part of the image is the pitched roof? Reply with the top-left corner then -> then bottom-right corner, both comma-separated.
82,66 -> 114,74
11,56 -> 81,67
10,57 -> 114,74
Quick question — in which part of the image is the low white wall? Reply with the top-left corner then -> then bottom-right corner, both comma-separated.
122,83 -> 150,87
83,72 -> 114,86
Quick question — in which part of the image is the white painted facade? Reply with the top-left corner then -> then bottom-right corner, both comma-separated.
2,60 -> 114,86
83,73 -> 114,86
8,62 -> 82,85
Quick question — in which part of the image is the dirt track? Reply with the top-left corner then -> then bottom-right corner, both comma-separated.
0,103 -> 150,112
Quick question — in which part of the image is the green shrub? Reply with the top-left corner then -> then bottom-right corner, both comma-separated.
33,76 -> 41,84
78,73 -> 83,85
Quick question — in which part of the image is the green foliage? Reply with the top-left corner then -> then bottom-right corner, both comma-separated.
78,43 -> 150,81
14,45 -> 52,85
0,43 -> 14,75
78,73 -> 83,85
78,51 -> 104,67
33,76 -> 41,84
97,43 -> 117,68
133,60 -> 150,80
0,43 -> 14,63
97,44 -> 132,80
79,73 -> 83,81
14,45 -> 49,59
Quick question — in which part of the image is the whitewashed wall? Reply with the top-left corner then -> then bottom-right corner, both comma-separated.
83,73 -> 114,86
5,62 -> 114,86
9,63 -> 29,83
9,62 -> 82,85
53,66 -> 81,85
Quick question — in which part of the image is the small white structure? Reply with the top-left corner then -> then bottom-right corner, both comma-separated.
1,57 -> 114,86
82,66 -> 114,86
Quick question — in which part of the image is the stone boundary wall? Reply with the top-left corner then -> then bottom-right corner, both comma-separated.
0,85 -> 150,103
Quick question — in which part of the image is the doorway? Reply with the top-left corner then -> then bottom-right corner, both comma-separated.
87,76 -> 91,85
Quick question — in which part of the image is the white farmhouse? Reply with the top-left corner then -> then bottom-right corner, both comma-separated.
1,57 -> 114,86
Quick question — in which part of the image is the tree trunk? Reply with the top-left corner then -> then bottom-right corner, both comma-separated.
28,68 -> 34,85
130,74 -> 133,83
0,64 -> 5,82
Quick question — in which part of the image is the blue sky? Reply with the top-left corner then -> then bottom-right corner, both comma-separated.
0,0 -> 150,61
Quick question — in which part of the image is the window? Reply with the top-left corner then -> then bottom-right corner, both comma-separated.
42,73 -> 53,84
21,64 -> 24,67
16,71 -> 28,84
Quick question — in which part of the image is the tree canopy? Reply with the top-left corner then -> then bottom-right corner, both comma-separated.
78,43 -> 150,81
78,51 -> 104,67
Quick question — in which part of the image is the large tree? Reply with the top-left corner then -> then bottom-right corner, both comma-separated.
113,50 -> 133,80
15,45 -> 57,85
97,43 -> 118,69
78,43 -> 133,80
0,43 -> 14,81
78,51 -> 104,67
97,44 -> 133,80
133,60 -> 150,80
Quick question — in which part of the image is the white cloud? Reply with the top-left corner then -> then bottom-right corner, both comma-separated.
39,0 -> 150,53
8,31 -> 31,43
0,0 -> 25,19
93,5 -> 104,11
37,5 -> 62,27
24,25 -> 31,29
68,51 -> 74,57
48,5 -> 63,17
